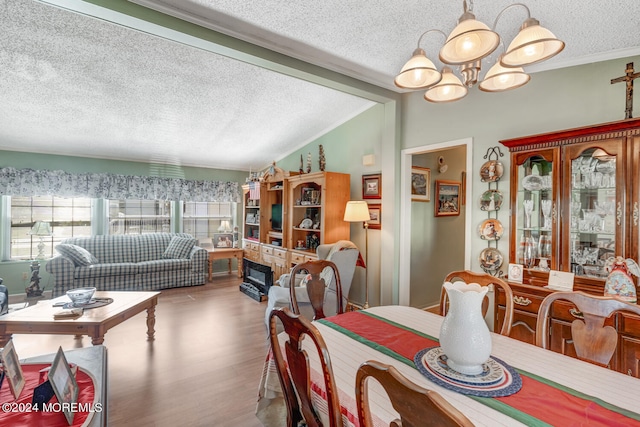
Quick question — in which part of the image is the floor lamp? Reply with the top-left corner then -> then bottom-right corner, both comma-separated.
344,201 -> 371,309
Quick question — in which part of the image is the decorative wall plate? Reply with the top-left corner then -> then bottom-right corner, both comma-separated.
478,219 -> 503,240
479,160 -> 504,182
479,248 -> 503,272
479,190 -> 503,211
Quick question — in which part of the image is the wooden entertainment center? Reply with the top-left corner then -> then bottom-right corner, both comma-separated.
495,118 -> 640,377
241,169 -> 350,299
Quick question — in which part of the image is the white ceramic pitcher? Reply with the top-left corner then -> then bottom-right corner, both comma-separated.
439,281 -> 492,375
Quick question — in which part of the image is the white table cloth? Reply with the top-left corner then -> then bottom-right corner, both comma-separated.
260,306 -> 640,426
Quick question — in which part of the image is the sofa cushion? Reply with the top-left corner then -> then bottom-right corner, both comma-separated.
137,259 -> 191,274
55,244 -> 99,266
163,236 -> 196,259
74,263 -> 138,279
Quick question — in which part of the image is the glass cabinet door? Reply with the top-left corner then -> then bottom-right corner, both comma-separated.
564,141 -> 624,280
514,149 -> 557,272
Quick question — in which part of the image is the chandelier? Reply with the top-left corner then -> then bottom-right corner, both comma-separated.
394,0 -> 565,103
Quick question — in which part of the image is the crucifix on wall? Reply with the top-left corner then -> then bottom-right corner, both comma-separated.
611,62 -> 640,119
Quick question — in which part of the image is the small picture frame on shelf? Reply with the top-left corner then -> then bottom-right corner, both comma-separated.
434,180 -> 461,217
245,213 -> 256,224
213,233 -> 234,248
49,346 -> 79,425
0,339 -> 25,399
366,203 -> 381,230
362,174 -> 382,199
508,263 -> 524,284
411,167 -> 430,202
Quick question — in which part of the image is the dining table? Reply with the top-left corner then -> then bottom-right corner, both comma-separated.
258,305 -> 640,427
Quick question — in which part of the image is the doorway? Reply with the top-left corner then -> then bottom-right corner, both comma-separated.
398,138 -> 473,307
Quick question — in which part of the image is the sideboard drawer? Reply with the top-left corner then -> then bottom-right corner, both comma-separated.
290,252 -> 305,265
273,248 -> 287,260
261,246 -> 274,256
498,288 -> 544,315
619,312 -> 640,338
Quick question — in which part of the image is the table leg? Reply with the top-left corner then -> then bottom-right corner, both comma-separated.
208,257 -> 213,282
146,305 -> 156,341
237,256 -> 243,278
228,259 -> 232,274
91,334 -> 105,345
0,333 -> 13,347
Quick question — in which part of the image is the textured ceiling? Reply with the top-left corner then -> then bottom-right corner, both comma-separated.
1,0 -> 639,171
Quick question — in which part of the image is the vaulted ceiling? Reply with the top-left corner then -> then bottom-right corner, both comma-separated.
1,0 -> 638,171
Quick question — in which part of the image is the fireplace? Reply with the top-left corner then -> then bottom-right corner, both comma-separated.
239,258 -> 273,302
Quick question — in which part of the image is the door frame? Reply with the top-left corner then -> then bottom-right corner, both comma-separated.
398,138 -> 473,306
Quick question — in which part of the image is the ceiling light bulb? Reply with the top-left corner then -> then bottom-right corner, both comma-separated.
456,33 -> 481,54
498,73 -> 514,86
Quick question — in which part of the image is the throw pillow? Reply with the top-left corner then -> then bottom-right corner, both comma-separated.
55,244 -> 99,266
163,236 -> 196,259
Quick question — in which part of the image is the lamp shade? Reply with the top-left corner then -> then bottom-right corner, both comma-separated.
30,221 -> 52,236
501,18 -> 565,67
344,201 -> 370,222
479,57 -> 530,92
218,220 -> 231,232
394,48 -> 442,89
439,12 -> 499,65
424,67 -> 468,103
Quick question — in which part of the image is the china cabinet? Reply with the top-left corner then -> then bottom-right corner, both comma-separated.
496,118 -> 640,376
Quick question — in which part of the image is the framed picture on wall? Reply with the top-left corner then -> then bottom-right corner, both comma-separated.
411,166 -> 431,202
362,174 -> 382,199
434,180 -> 461,217
366,203 -> 381,230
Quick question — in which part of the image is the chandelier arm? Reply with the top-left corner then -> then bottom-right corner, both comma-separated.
416,29 -> 447,50
492,3 -> 531,31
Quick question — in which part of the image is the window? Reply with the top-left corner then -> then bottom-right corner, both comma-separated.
183,202 -> 236,242
10,196 -> 92,260
108,199 -> 171,235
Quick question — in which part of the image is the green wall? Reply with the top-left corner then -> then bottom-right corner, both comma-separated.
401,55 -> 640,298
0,151 -> 248,295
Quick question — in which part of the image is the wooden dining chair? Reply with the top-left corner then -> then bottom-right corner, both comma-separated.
440,270 -> 514,336
536,291 -> 640,367
269,307 -> 343,427
355,360 -> 474,427
290,259 -> 343,320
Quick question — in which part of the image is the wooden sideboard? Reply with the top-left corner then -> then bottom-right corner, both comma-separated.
495,282 -> 640,377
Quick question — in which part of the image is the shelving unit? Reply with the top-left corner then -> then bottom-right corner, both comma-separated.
286,171 -> 350,258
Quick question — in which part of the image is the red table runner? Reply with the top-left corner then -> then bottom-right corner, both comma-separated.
0,363 -> 97,427
318,311 -> 640,427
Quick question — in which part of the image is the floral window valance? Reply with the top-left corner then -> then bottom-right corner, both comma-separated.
0,167 -> 240,203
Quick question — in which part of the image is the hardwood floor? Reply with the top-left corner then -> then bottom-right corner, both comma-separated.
11,275 -> 270,427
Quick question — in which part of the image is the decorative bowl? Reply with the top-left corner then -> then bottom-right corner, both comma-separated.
66,287 -> 96,306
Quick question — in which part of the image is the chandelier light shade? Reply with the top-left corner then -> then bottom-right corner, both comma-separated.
393,1 -> 564,103
394,48 -> 442,89
501,18 -> 565,67
479,56 -> 530,92
439,12 -> 500,65
424,67 -> 468,103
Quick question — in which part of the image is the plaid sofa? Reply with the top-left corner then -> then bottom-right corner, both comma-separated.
46,233 -> 207,297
